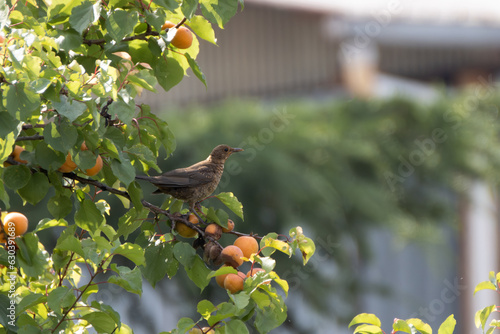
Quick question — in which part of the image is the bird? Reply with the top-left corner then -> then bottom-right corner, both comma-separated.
135,144 -> 243,209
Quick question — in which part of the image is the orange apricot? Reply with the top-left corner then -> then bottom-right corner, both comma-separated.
233,236 -> 259,259
162,21 -> 193,49
175,214 -> 199,238
222,219 -> 235,233
205,223 -> 222,240
84,155 -> 103,176
220,245 -> 244,268
12,145 -> 28,164
58,153 -> 78,173
223,272 -> 246,294
3,212 -> 28,237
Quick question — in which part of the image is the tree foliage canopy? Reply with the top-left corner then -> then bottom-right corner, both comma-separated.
0,1 -> 315,333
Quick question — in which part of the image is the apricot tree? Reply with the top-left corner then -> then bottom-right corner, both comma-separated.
0,1 -> 315,333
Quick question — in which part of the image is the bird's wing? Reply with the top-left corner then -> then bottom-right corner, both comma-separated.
153,164 -> 214,188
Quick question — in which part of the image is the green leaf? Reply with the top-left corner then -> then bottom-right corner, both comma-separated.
225,319 -> 249,334
474,281 -> 497,295
115,207 -> 148,241
475,305 -> 496,330
251,290 -> 271,309
16,293 -> 46,315
141,242 -> 177,287
29,78 -> 52,94
111,156 -> 136,186
173,241 -> 197,267
0,111 -> 20,138
407,318 -> 432,334
207,265 -> 237,279
113,242 -> 145,266
263,237 -> 291,257
127,69 -> 158,92
197,300 -> 216,319
35,141 -> 66,171
48,0 -> 80,24
18,172 -> 49,205
181,0 -> 199,19
0,181 -> 9,209
48,193 -> 73,219
43,120 -> 78,153
2,164 -> 31,190
352,324 -> 384,334
155,56 -> 184,92
438,315 -> 456,334
200,0 -> 238,29
259,233 -> 278,257
52,95 -> 87,122
126,143 -> 161,173
59,29 -> 84,51
206,207 -> 220,225
254,295 -> 287,333
156,0 -> 179,10
81,311 -> 118,333
185,256 -> 211,291
108,99 -> 136,126
35,218 -> 68,232
185,53 -> 207,88
4,83 -> 40,121
393,319 -> 412,333
269,271 -> 289,296
54,225 -> 85,257
175,317 -> 196,333
108,264 -> 143,295
16,233 -> 47,277
128,181 -> 144,210
75,199 -> 105,233
215,192 -> 244,220
187,15 -> 216,44
349,313 -> 382,328
47,286 -> 77,316
299,236 -> 315,265
69,0 -> 99,34
229,292 -> 250,310
106,10 -> 138,42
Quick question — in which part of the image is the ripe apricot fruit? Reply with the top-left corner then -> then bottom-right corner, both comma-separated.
3,212 -> 28,237
12,145 -> 28,164
205,223 -> 222,240
84,155 -> 103,176
58,153 -> 78,173
222,219 -> 235,233
201,327 -> 215,334
233,236 -> 259,259
221,245 -> 244,268
80,142 -> 103,176
175,214 -> 199,238
224,271 -> 246,293
162,21 -> 193,49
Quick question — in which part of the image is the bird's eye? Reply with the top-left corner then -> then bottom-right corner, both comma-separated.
224,148 -> 229,152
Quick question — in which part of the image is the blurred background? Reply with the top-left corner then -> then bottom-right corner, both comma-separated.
109,0 -> 500,333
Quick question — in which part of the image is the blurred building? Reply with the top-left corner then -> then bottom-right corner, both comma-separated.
137,1 -> 500,333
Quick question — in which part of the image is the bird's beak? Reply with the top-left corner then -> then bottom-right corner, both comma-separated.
232,148 -> 244,153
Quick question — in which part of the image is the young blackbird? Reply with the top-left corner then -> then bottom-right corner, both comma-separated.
136,145 -> 243,208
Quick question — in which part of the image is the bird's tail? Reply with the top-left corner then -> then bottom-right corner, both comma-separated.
135,175 -> 152,181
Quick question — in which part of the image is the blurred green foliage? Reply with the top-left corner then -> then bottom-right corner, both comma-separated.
159,93 -> 500,326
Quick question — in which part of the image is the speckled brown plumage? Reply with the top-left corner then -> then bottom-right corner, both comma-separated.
135,145 -> 243,207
